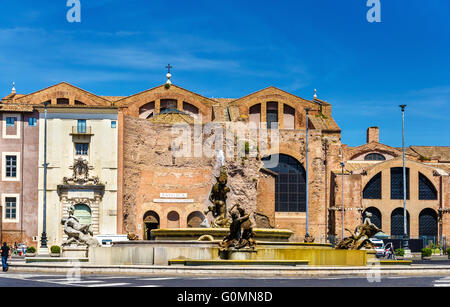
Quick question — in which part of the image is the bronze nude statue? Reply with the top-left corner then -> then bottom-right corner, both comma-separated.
204,167 -> 231,228
219,204 -> 256,250
335,212 -> 381,250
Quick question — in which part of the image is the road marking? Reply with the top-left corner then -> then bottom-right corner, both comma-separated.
87,283 -> 130,287
60,280 -> 105,285
434,284 -> 450,287
140,277 -> 178,281
138,284 -> 162,287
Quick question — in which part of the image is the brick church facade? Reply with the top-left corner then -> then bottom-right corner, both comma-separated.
0,80 -> 449,245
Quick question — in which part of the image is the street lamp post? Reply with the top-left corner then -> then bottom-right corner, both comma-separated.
399,104 -> 410,253
39,101 -> 50,254
304,108 -> 311,239
340,162 -> 345,240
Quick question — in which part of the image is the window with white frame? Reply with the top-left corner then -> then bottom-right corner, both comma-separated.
2,194 -> 19,222
5,197 -> 17,219
5,155 -> 17,178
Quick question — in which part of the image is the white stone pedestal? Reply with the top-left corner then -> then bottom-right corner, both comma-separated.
62,246 -> 89,258
38,247 -> 49,256
220,248 -> 257,260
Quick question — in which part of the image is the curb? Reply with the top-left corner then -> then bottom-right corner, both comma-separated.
9,263 -> 450,278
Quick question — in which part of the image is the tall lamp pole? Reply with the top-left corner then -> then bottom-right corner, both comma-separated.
340,161 -> 345,240
40,101 -> 50,253
304,108 -> 311,238
400,104 -> 409,252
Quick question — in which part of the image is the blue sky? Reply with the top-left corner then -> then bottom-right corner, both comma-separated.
0,0 -> 448,147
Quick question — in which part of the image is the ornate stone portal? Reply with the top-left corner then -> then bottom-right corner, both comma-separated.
57,158 -> 105,244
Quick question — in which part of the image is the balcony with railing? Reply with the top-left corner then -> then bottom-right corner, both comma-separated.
70,126 -> 93,136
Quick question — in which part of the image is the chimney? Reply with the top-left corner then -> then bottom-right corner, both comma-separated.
367,127 -> 379,143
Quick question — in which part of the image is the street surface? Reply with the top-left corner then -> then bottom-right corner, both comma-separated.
0,272 -> 450,287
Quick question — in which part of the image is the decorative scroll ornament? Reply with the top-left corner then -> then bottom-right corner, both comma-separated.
63,158 -> 100,185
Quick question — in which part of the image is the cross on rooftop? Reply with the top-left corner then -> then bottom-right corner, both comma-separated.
166,64 -> 173,74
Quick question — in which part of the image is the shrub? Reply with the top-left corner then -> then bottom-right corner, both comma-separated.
27,246 -> 36,254
447,247 -> 450,255
422,248 -> 432,257
395,248 -> 405,257
50,245 -> 61,254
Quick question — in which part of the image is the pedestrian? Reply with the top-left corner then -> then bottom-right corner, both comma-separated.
1,243 -> 10,272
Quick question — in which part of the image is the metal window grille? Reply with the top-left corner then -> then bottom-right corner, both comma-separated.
391,167 -> 409,199
418,173 -> 437,200
419,209 -> 438,237
364,153 -> 386,161
363,172 -> 382,199
263,154 -> 306,212
391,208 -> 410,236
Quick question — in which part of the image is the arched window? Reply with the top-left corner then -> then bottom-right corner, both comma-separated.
419,173 -> 438,200
363,207 -> 382,229
187,211 -> 205,228
74,204 -> 91,225
143,211 -> 160,240
262,154 -> 306,212
167,211 -> 180,228
363,172 -> 382,199
364,153 -> 386,161
139,102 -> 155,119
419,208 -> 438,237
160,99 -> 177,113
391,167 -> 409,199
57,98 -> 70,105
183,102 -> 199,119
249,104 -> 261,126
266,102 -> 278,129
391,208 -> 410,237
283,104 -> 295,130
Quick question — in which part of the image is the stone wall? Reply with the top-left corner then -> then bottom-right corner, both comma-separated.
121,116 -> 265,237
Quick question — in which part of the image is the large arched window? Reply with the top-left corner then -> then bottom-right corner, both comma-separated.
364,153 -> 386,161
419,208 -> 438,237
262,154 -> 306,212
419,173 -> 438,200
183,102 -> 199,119
363,172 -> 382,199
363,207 -> 382,229
391,208 -> 410,237
139,102 -> 155,119
391,167 -> 410,199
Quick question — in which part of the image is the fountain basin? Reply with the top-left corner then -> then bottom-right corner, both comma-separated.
151,228 -> 295,242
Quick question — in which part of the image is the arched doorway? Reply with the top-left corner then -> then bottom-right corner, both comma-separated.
187,211 -> 205,228
143,211 -> 160,240
74,204 -> 92,225
262,154 -> 306,212
167,211 -> 180,228
363,207 -> 382,229
391,208 -> 410,238
419,208 -> 438,238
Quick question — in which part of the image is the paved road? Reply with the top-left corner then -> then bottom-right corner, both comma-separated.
0,272 -> 450,287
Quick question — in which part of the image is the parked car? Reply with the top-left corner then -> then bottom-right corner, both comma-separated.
369,238 -> 385,258
93,234 -> 129,247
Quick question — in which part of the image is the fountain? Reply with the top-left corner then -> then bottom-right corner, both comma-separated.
89,161 -> 375,267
